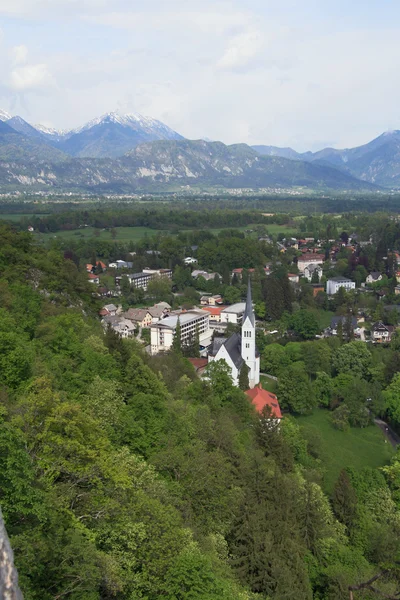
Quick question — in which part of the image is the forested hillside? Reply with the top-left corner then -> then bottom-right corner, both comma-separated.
2,223 -> 400,599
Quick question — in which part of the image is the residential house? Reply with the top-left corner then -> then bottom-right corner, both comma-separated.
187,358 -> 208,376
200,295 -> 223,306
150,309 -> 210,355
297,253 -> 325,273
329,316 -> 358,336
231,268 -> 256,280
99,303 -> 118,317
395,286 -> 400,295
184,257 -> 198,265
88,273 -> 100,284
326,277 -> 356,295
102,315 -> 135,338
366,272 -> 383,284
124,308 -> 153,328
147,302 -> 171,323
191,270 -> 220,282
371,321 -> 395,343
303,264 -> 323,282
245,385 -> 282,421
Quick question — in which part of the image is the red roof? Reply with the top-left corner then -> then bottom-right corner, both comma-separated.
188,358 -> 208,371
245,385 -> 282,419
88,273 -> 99,280
202,306 -> 227,316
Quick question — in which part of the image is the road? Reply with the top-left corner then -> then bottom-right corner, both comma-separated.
374,418 -> 400,448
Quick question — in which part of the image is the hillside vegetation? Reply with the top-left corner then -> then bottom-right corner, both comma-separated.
1,223 -> 400,599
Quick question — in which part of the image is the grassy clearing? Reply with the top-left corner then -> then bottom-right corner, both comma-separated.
295,409 -> 395,494
260,375 -> 278,394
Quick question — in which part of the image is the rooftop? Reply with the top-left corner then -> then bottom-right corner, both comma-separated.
246,386 -> 282,419
221,302 -> 246,315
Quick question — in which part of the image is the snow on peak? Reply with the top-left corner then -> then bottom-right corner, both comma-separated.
34,123 -> 68,136
0,109 -> 12,122
71,110 -> 178,136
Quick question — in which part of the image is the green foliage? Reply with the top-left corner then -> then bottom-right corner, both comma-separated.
289,309 -> 321,340
0,222 -> 399,600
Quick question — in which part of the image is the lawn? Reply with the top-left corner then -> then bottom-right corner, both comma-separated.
260,374 -> 278,394
295,409 -> 395,494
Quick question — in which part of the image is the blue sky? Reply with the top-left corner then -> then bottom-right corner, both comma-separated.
0,0 -> 399,150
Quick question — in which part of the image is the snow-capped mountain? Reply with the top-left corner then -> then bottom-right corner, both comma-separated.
34,123 -> 69,143
0,108 -> 184,158
57,111 -> 184,158
0,109 -> 12,122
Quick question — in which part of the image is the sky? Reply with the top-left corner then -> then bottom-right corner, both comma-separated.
0,0 -> 400,151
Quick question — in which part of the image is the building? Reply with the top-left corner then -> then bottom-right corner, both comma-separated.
329,316 -> 358,336
231,268 -> 256,280
124,308 -> 153,328
326,277 -> 356,296
207,280 -> 260,389
297,253 -> 325,273
102,315 -> 135,338
288,273 -> 299,284
99,303 -> 118,317
108,260 -> 133,270
220,303 -> 246,325
366,272 -> 383,284
245,385 -> 282,421
371,321 -> 395,343
311,284 -> 325,297
147,302 -> 171,323
184,257 -> 198,265
200,295 -> 223,306
303,264 -> 323,282
201,306 -> 226,322
116,269 -> 172,291
191,269 -> 220,282
88,273 -> 100,284
150,309 -> 210,355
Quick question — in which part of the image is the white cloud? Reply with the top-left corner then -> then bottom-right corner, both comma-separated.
216,29 -> 263,71
11,45 -> 28,65
10,63 -> 54,92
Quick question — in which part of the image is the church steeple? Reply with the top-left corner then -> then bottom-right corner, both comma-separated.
243,277 -> 255,327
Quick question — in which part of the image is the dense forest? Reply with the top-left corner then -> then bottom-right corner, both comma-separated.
1,223 -> 400,599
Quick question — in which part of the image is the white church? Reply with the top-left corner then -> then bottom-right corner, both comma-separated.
208,279 -> 260,388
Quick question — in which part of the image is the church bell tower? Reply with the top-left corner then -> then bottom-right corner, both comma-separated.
241,278 -> 260,388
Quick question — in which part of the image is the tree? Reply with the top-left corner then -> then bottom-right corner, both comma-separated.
238,364 -> 250,390
147,275 -> 172,302
289,309 -> 320,340
223,286 -> 241,305
332,469 -> 358,531
277,363 -> 316,414
332,342 -> 372,379
172,318 -> 182,355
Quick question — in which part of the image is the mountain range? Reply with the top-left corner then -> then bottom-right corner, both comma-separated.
253,131 -> 400,188
0,108 -> 398,192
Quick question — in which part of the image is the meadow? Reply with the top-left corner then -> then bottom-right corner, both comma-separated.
295,409 -> 395,493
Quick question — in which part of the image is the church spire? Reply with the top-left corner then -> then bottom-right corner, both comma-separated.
243,277 -> 255,327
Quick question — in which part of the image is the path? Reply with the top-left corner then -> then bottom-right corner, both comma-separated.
374,418 -> 400,448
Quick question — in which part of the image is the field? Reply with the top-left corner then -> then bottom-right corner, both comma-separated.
295,409 -> 395,493
31,222 -> 299,244
0,213 -> 49,222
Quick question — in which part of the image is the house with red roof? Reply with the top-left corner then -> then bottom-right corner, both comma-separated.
245,385 -> 282,421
